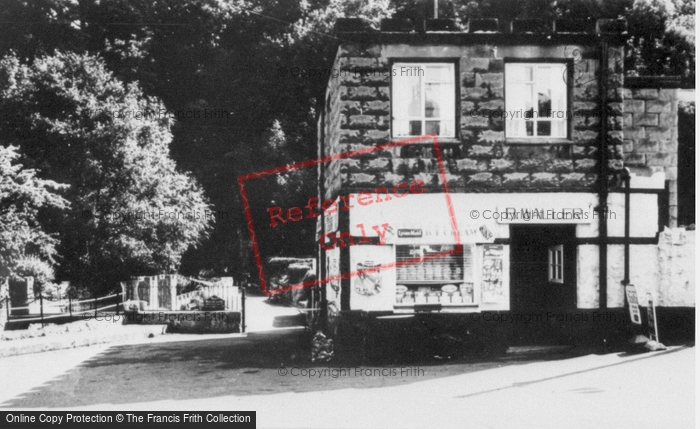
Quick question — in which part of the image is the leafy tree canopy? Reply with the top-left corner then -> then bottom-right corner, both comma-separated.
0,0 -> 693,282
0,51 -> 211,293
0,145 -> 68,281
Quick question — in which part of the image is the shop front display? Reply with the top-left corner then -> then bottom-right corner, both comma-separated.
394,244 -> 477,309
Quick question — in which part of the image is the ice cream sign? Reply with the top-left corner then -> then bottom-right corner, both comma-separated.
394,225 -> 494,243
625,285 -> 642,325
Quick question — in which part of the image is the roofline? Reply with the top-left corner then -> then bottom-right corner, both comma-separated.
334,18 -> 628,46
335,32 -> 626,46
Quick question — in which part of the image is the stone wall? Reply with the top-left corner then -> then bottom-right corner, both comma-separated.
322,42 -> 626,195
322,50 -> 345,200
622,86 -> 679,226
657,227 -> 694,307
7,277 -> 34,316
577,227 -> 694,309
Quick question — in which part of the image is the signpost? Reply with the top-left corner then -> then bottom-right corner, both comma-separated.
646,292 -> 659,343
624,285 -> 642,325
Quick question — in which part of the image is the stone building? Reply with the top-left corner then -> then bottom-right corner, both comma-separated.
314,17 -> 693,353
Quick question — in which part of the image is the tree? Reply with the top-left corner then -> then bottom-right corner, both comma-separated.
0,0 -> 692,280
626,0 -> 695,81
0,51 -> 212,294
0,145 -> 68,283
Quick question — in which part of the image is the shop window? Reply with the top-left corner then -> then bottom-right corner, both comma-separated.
395,244 -> 475,307
392,63 -> 455,138
505,63 -> 568,139
548,244 -> 564,283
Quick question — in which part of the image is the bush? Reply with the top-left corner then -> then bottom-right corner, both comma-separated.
12,255 -> 55,294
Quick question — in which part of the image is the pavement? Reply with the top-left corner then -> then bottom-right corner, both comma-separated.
244,295 -> 306,332
0,324 -> 167,358
0,294 -> 303,358
0,330 -> 692,428
0,296 -> 693,428
82,346 -> 697,429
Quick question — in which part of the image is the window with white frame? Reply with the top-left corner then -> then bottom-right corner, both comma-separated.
392,63 -> 455,137
505,63 -> 568,139
548,244 -> 564,283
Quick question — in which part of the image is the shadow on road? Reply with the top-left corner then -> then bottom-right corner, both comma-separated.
1,328 -> 637,408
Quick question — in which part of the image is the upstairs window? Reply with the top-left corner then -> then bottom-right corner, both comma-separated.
392,62 -> 455,138
505,63 -> 568,139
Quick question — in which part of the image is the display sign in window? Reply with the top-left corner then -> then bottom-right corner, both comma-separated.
395,244 -> 476,307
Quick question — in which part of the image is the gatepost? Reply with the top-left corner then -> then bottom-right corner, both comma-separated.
149,276 -> 158,310
169,274 -> 178,311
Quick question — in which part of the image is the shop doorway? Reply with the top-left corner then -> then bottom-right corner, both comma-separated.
510,225 -> 577,343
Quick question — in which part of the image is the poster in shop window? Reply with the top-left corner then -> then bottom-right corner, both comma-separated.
354,260 -> 383,296
327,247 -> 340,300
481,245 -> 504,303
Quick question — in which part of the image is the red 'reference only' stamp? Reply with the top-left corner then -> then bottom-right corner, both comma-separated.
238,135 -> 461,296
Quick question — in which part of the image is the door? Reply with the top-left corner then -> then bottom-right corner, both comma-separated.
510,225 -> 577,343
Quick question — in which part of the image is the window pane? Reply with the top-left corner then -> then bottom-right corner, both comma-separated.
505,76 -> 533,137
440,119 -> 454,136
425,83 -> 449,118
407,78 -> 422,117
507,120 -> 526,137
392,63 -> 455,138
425,120 -> 440,135
507,83 -> 533,116
552,120 -> 567,138
393,118 -> 409,136
526,121 -> 533,136
545,65 -> 567,130
550,79 -> 566,114
506,63 -> 569,139
537,89 -> 552,118
409,120 -> 422,136
506,64 -> 533,83
393,64 -> 422,117
425,81 -> 454,136
425,65 -> 452,82
535,66 -> 552,118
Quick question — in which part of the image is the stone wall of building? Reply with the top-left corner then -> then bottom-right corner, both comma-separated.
622,86 -> 679,226
577,228 -> 695,309
322,42 -> 626,195
322,50 -> 346,201
657,227 -> 695,307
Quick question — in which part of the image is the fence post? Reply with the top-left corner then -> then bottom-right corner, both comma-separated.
6,297 -> 10,320
94,293 -> 98,319
40,292 -> 44,327
241,287 -> 246,333
169,275 -> 178,311
69,295 -> 72,317
116,292 -> 120,315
